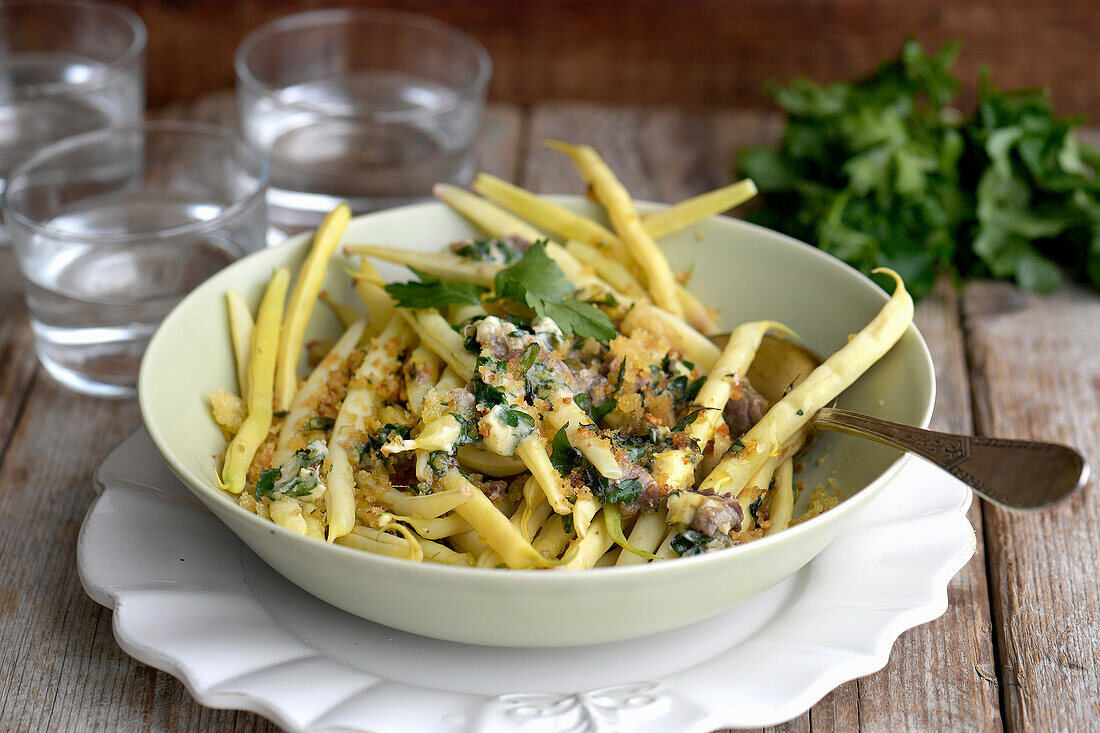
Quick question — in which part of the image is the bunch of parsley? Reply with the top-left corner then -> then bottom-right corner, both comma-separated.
738,40 -> 1100,298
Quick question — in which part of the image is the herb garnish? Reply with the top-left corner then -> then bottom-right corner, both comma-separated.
592,475 -> 644,505
749,494 -> 765,525
739,38 -> 1100,297
672,409 -> 705,432
550,424 -> 580,476
670,529 -> 715,557
493,242 -> 617,341
255,441 -> 328,500
384,268 -> 487,309
302,416 -> 334,432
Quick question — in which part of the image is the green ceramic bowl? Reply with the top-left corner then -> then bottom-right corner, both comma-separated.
138,197 -> 934,647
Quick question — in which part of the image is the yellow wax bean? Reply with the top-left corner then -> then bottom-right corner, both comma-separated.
218,267 -> 290,494
275,204 -> 351,410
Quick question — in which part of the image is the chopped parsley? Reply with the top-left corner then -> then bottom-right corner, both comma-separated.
684,376 -> 706,402
473,378 -> 506,408
672,409 -> 705,432
592,475 -> 644,505
427,450 -> 454,476
670,529 -> 715,557
519,343 -> 539,373
499,408 -> 535,432
590,397 -> 617,422
560,512 -> 575,535
453,414 -> 481,447
255,441 -> 328,500
454,237 -> 525,265
550,424 -> 580,476
749,494 -> 766,525
574,393 -> 617,422
301,416 -> 334,432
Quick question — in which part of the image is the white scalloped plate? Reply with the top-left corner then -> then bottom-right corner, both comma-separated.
79,429 -> 975,731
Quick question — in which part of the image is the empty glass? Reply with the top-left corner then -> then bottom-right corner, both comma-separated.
3,122 -> 269,398
0,0 -> 146,241
235,8 -> 491,232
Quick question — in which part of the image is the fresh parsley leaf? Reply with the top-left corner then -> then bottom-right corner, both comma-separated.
494,241 -> 572,302
540,299 -> 617,342
739,38 -> 1100,298
384,268 -> 486,309
492,242 -> 617,341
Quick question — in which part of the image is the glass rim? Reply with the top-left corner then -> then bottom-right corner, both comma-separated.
2,120 -> 271,245
0,0 -> 147,102
234,7 -> 492,123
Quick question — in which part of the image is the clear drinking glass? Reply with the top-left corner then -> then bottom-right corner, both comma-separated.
235,8 -> 491,232
3,122 -> 269,399
0,0 -> 146,241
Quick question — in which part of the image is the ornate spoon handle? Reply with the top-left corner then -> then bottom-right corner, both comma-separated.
812,408 -> 1090,510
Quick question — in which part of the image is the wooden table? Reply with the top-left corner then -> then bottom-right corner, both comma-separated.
1,94 -> 1097,732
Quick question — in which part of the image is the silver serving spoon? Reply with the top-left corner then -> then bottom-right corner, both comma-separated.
721,333 -> 1090,511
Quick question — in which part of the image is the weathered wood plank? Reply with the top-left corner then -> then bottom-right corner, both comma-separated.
855,279 -> 1001,732
522,103 -> 999,732
0,375 -> 145,728
119,0 -> 1100,123
0,250 -> 39,463
963,280 -> 1100,731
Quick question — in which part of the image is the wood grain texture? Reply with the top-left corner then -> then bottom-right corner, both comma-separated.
0,251 -> 38,463
118,0 -> 1100,123
0,377 -> 145,727
855,279 -> 1001,732
522,104 -> 1000,733
963,281 -> 1100,730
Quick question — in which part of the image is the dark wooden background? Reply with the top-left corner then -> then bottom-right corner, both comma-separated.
122,0 -> 1100,120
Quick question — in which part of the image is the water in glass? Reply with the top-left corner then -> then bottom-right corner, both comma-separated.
20,197 -> 248,398
244,71 -> 479,231
0,52 -> 141,191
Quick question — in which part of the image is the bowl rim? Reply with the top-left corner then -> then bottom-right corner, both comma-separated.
138,196 -> 935,587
